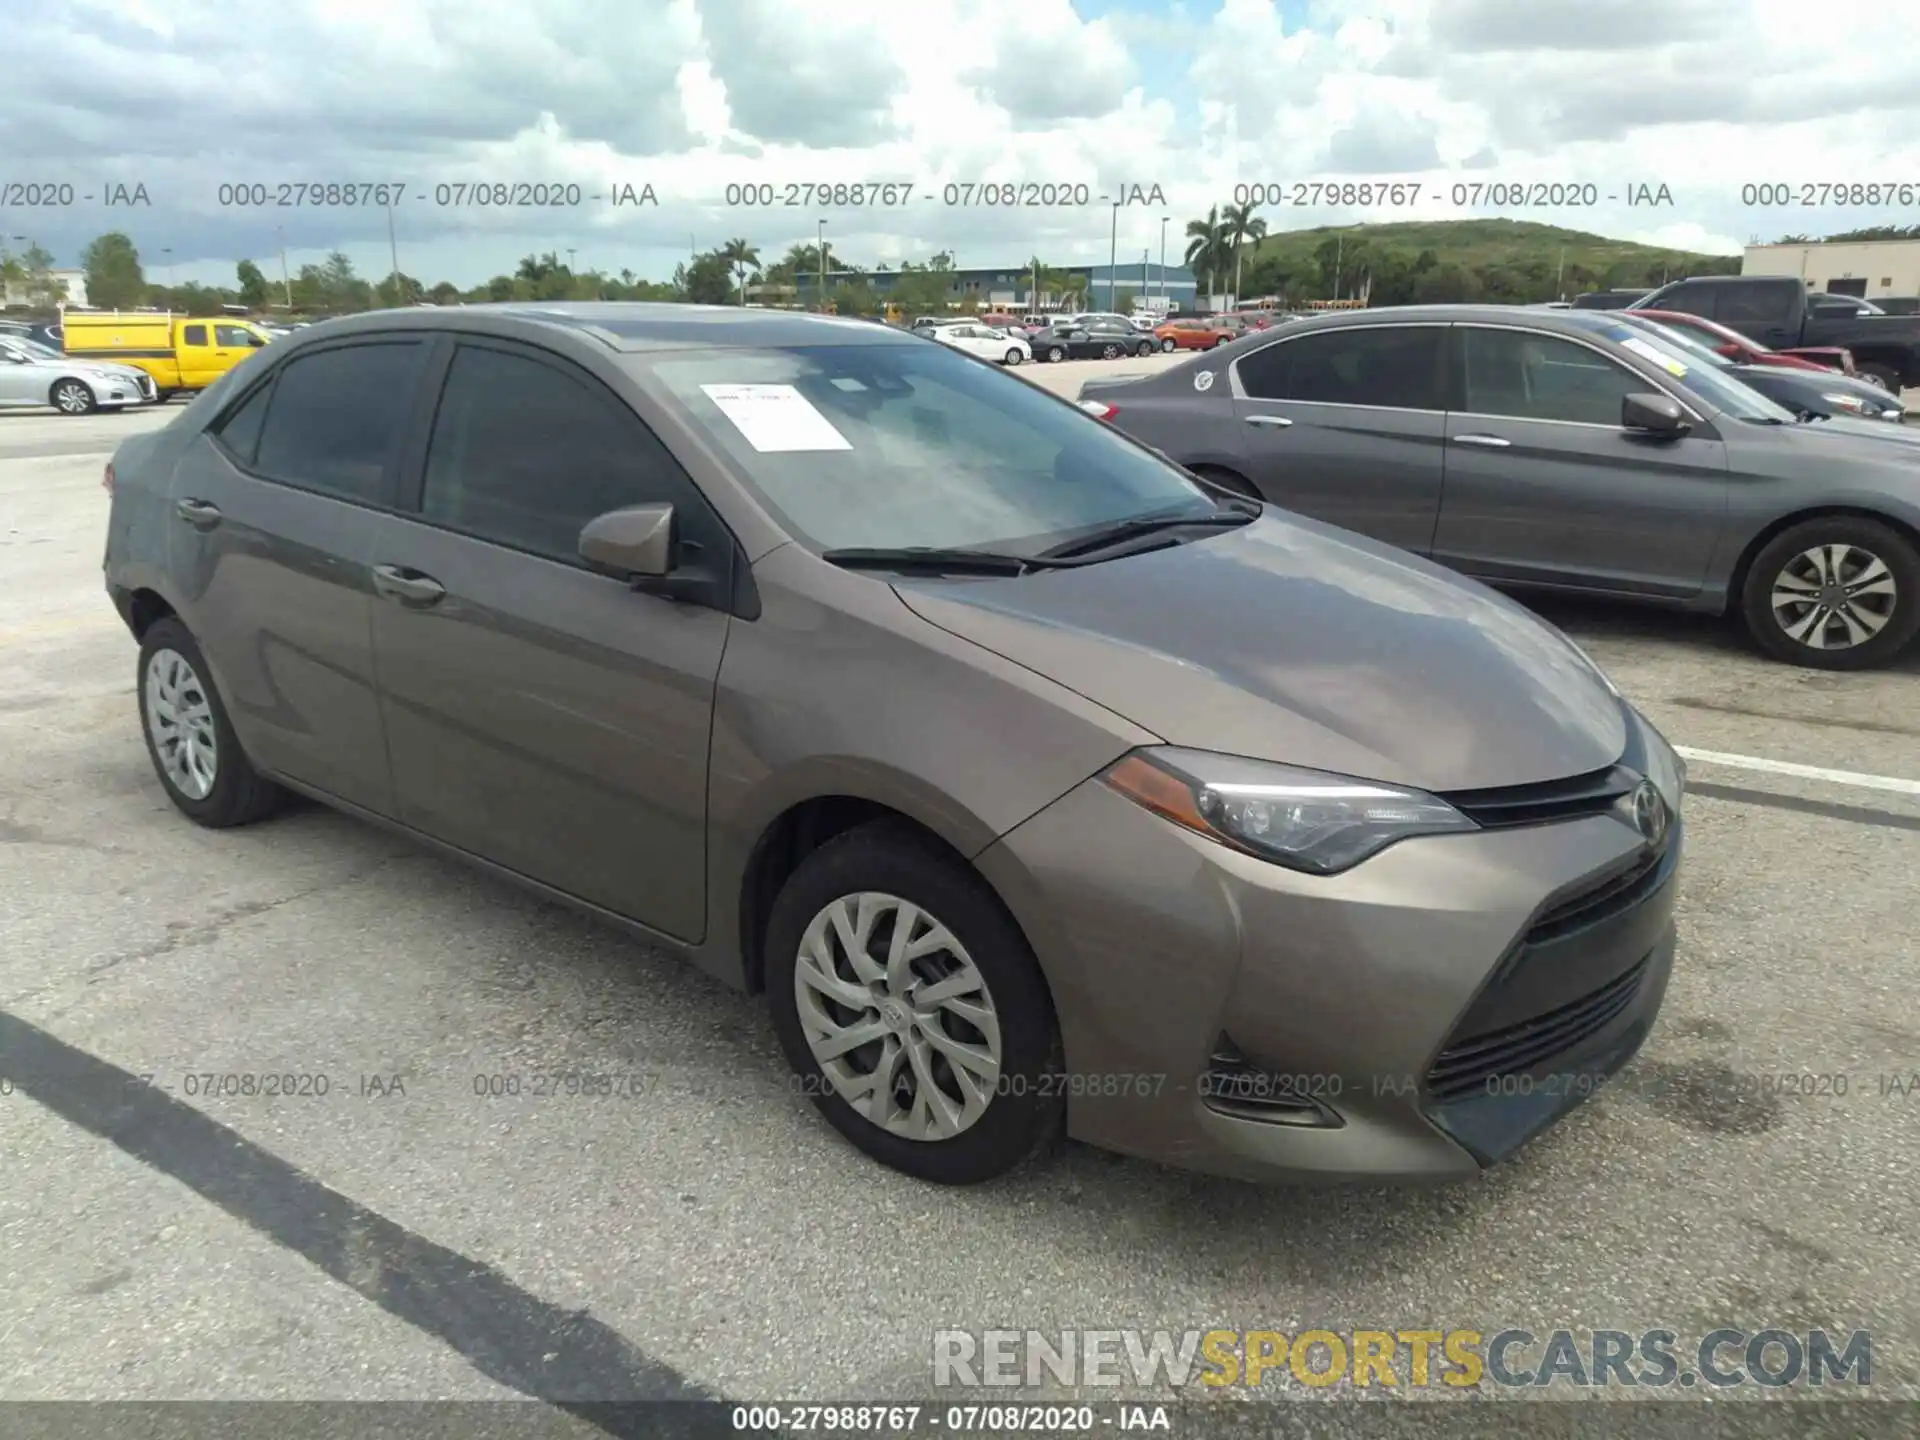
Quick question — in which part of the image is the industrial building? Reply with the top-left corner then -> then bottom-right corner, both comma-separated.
1742,239 -> 1920,303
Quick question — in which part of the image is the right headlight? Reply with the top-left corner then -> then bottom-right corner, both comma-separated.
1101,747 -> 1477,875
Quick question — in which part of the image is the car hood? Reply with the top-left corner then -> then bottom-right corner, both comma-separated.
892,514 -> 1628,793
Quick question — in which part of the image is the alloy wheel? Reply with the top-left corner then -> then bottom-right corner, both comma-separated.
144,647 -> 219,799
53,380 -> 93,414
1769,543 -> 1898,650
1161,338 -> 1176,352
793,891 -> 1003,1142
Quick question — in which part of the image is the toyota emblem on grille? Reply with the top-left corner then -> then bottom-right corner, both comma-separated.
1626,779 -> 1667,848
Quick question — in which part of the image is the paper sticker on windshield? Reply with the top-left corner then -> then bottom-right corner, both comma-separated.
1616,336 -> 1688,377
699,383 -> 852,452
1194,370 -> 1215,391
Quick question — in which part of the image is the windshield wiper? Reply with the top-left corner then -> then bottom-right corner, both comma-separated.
1036,506 -> 1256,560
821,546 -> 1072,575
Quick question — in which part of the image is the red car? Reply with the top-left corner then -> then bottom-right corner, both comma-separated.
1629,308 -> 1857,377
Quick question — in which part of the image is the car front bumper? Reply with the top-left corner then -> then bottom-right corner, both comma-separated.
976,774 -> 1678,1184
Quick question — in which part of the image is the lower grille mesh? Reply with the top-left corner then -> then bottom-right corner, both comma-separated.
1427,956 -> 1650,1102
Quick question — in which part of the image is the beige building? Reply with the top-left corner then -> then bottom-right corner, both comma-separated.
1742,239 -> 1920,300
1,268 -> 87,308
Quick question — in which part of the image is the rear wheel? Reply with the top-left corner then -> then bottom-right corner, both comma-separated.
766,821 -> 1064,1185
1044,346 -> 1065,363
1738,516 -> 1920,669
1003,348 -> 1022,365
1160,337 -> 1176,352
1100,343 -> 1121,360
137,617 -> 287,826
50,379 -> 96,415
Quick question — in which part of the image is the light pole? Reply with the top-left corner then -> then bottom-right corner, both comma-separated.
817,218 -> 827,311
277,225 -> 292,308
1107,204 -> 1119,309
388,205 -> 402,301
1158,216 -> 1168,309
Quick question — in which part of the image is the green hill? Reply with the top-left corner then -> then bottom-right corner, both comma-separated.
1215,217 -> 1740,306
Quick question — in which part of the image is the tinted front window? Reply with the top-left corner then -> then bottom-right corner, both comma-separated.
215,324 -> 258,346
1720,281 -> 1796,324
1592,322 -> 1797,423
1460,328 -> 1642,425
643,341 -> 1212,554
254,342 -> 423,503
1237,326 -> 1444,409
422,344 -> 704,564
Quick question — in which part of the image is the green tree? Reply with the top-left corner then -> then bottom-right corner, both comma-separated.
675,250 -> 735,305
1184,208 -> 1230,304
428,281 -> 461,305
376,272 -> 424,307
721,238 -> 760,303
18,243 -> 67,307
1221,201 -> 1268,302
1114,288 -> 1135,316
83,232 -> 145,308
236,258 -> 269,308
1413,263 -> 1482,303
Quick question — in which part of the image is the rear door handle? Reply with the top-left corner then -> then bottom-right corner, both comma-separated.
1244,414 -> 1293,428
371,564 -> 446,607
1453,434 -> 1512,448
174,497 -> 222,528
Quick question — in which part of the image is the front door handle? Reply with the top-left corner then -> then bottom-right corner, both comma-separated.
371,564 -> 446,607
174,497 -> 222,528
1453,433 -> 1512,448
1244,414 -> 1293,428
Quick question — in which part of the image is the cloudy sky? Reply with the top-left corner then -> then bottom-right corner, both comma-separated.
3,0 -> 1912,289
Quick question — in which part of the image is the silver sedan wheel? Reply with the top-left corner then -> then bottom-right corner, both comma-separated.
53,380 -> 93,414
1770,543 -> 1899,650
793,891 -> 1003,1142
144,647 -> 219,799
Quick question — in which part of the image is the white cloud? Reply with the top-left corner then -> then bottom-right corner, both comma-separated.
2,0 -> 1913,286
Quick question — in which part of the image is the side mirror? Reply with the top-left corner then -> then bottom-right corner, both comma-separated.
579,503 -> 675,578
1623,392 -> 1689,435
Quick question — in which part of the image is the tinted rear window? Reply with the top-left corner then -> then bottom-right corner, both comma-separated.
253,342 -> 424,504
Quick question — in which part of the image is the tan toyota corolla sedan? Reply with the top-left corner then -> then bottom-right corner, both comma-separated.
104,304 -> 1684,1186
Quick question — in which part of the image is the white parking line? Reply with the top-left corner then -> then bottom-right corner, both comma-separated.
1676,746 -> 1920,798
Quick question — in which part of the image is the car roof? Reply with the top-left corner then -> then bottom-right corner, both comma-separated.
289,302 -> 918,352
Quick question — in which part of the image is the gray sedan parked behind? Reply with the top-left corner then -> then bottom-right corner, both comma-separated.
103,304 -> 1683,1189
0,335 -> 156,413
1079,306 -> 1920,669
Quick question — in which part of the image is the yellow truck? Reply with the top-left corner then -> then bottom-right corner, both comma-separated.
62,312 -> 271,399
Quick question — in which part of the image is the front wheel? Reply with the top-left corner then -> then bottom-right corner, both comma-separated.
1044,346 -> 1065,363
1739,517 -> 1920,669
1160,338 -> 1177,352
1003,348 -> 1022,366
766,821 -> 1064,1185
137,617 -> 287,825
1135,342 -> 1156,357
1212,336 -> 1231,349
50,379 -> 97,415
1856,363 -> 1902,395
1100,343 -> 1121,360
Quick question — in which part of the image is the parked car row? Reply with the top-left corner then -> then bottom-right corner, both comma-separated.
103,301 -> 1686,1193
1080,304 -> 1920,670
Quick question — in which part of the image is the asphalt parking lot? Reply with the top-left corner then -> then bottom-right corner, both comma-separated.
3,384 -> 1918,1433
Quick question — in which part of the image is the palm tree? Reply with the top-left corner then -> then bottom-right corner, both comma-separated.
1184,208 -> 1230,306
1221,201 -> 1268,303
721,238 -> 760,304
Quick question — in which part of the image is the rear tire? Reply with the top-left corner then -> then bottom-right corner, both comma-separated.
765,821 -> 1065,1185
1160,338 -> 1176,352
137,617 -> 287,826
1003,348 -> 1022,366
1738,516 -> 1920,670
1045,346 -> 1065,363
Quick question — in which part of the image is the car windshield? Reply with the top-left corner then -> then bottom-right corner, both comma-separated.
642,341 -> 1220,555
1593,321 -> 1800,424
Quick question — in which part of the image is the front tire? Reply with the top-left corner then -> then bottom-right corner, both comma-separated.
766,821 -> 1064,1185
1738,517 -> 1920,670
1857,363 -> 1902,395
1044,346 -> 1065,363
1160,338 -> 1176,352
137,617 -> 287,826
51,379 -> 97,415
1100,343 -> 1121,360
1003,348 -> 1022,366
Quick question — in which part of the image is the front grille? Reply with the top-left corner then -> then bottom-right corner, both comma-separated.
1426,955 -> 1651,1101
1441,765 -> 1638,829
1527,841 -> 1670,942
